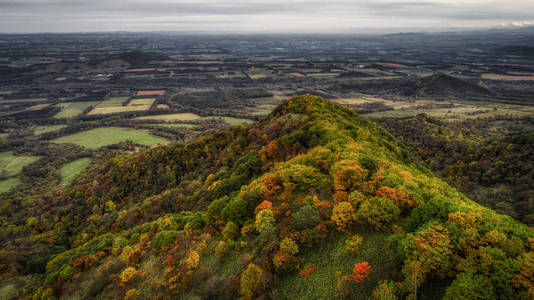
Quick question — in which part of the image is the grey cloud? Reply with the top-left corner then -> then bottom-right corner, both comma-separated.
0,0 -> 532,33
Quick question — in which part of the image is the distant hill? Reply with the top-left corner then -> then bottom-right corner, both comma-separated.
403,73 -> 493,98
1,95 -> 532,299
493,46 -> 534,57
112,51 -> 171,67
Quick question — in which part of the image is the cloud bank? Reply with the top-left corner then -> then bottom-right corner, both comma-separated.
0,0 -> 533,33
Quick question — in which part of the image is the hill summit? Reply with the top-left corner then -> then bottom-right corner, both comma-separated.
3,95 -> 533,299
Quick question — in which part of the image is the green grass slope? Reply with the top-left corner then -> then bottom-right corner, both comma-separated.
59,158 -> 93,186
2,95 -> 533,300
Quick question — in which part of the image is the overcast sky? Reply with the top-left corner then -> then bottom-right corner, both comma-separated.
1,0 -> 533,33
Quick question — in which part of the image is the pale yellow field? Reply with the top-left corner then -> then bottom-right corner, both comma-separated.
128,98 -> 156,106
87,105 -> 151,115
156,104 -> 170,109
135,113 -> 201,122
249,74 -> 268,79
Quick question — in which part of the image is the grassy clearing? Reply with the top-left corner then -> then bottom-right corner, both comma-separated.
34,125 -> 67,135
135,113 -> 201,122
59,158 -> 92,186
95,97 -> 130,108
0,177 -> 22,194
53,101 -> 100,118
128,98 -> 156,106
52,127 -> 168,148
0,151 -> 41,177
87,105 -> 151,115
278,229 -> 399,299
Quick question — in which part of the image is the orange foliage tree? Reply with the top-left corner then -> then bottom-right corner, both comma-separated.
352,262 -> 371,283
375,186 -> 417,209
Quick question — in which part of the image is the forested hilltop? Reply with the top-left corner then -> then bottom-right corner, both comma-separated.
1,95 -> 533,299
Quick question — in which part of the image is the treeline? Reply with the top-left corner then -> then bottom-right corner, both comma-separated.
379,114 -> 534,224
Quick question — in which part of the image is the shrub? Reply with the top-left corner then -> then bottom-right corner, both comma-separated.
120,267 -> 141,285
407,196 -> 458,232
345,235 -> 363,254
255,209 -> 275,233
207,196 -> 230,221
240,263 -> 264,300
331,201 -> 355,231
335,271 -> 354,298
215,241 -> 229,258
355,197 -> 400,230
502,238 -> 525,258
513,252 -> 534,298
300,229 -> 322,247
185,250 -> 200,270
280,237 -> 299,256
444,272 -> 497,300
222,221 -> 239,240
448,211 -> 482,229
125,288 -> 140,300
153,230 -> 179,250
221,197 -> 248,224
372,280 -> 397,300
299,264 -> 317,277
352,262 -> 371,283
292,205 -> 321,230
185,212 -> 205,231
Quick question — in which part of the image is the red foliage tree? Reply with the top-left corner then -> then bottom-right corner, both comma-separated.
351,262 -> 371,283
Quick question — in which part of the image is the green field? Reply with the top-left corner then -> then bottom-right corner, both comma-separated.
0,178 -> 22,194
59,158 -> 92,186
34,125 -> 67,135
0,151 -> 41,177
53,101 -> 100,118
151,123 -> 198,129
95,97 -> 129,108
52,127 -> 168,148
128,98 -> 156,106
0,98 -> 47,104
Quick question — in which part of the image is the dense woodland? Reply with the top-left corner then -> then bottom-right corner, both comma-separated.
380,115 -> 534,225
0,96 -> 533,299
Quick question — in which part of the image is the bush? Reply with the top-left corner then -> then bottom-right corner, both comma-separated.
345,235 -> 363,254
292,205 -> 321,230
221,197 -> 248,224
185,212 -> 205,230
300,229 -> 322,247
372,280 -> 397,300
444,272 -> 497,300
215,175 -> 249,197
255,209 -> 275,233
215,241 -> 229,258
240,263 -> 264,300
222,221 -> 239,240
331,201 -> 355,231
280,237 -> 299,256
355,197 -> 400,230
407,197 -> 458,232
153,230 -> 179,250
207,196 -> 230,221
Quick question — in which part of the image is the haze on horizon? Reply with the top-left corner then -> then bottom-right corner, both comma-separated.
1,0 -> 534,34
